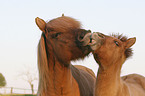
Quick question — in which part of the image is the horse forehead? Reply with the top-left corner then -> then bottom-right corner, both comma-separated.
105,36 -> 120,43
109,36 -> 117,40
103,36 -> 114,44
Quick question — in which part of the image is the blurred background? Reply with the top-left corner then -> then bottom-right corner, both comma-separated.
0,0 -> 145,95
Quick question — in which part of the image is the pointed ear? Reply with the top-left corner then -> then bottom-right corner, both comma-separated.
62,13 -> 64,16
35,17 -> 46,32
125,37 -> 136,49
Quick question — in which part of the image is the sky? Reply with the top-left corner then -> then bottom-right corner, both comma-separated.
0,0 -> 145,94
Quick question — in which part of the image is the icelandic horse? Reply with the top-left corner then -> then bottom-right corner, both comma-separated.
35,15 -> 95,96
82,32 -> 145,96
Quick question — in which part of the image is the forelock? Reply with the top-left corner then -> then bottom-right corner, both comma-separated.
46,16 -> 81,32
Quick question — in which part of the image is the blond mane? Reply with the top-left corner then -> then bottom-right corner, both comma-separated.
37,34 -> 50,95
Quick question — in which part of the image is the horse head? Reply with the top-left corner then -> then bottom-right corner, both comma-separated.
35,15 -> 92,66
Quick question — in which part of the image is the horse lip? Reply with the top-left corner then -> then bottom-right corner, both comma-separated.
88,39 -> 96,45
79,33 -> 92,44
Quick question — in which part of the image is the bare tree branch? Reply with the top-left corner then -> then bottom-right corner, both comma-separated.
18,65 -> 38,94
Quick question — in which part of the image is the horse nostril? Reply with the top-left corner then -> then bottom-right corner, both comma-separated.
90,34 -> 93,43
90,38 -> 92,43
79,35 -> 84,40
78,32 -> 85,41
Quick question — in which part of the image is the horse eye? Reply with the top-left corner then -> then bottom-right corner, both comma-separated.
52,32 -> 62,38
55,32 -> 61,37
114,41 -> 119,46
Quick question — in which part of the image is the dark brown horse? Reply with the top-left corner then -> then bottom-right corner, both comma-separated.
83,32 -> 145,96
35,15 -> 95,96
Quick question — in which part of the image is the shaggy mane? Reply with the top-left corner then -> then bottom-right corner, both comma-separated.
111,33 -> 133,59
46,16 -> 81,33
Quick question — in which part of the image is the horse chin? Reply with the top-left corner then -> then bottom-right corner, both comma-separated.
83,46 -> 92,55
80,45 -> 92,59
62,63 -> 70,67
90,42 -> 102,51
93,53 -> 101,65
75,41 -> 91,58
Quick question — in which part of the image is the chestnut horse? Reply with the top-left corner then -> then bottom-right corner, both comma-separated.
82,32 -> 145,96
35,15 -> 95,96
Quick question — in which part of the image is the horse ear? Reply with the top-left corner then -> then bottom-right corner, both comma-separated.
35,17 -> 46,32
62,13 -> 64,16
125,37 -> 136,49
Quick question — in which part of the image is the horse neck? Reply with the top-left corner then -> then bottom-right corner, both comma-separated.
95,61 -> 123,96
38,53 -> 80,96
38,36 -> 80,96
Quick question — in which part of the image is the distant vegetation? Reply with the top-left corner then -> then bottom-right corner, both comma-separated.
0,73 -> 6,88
